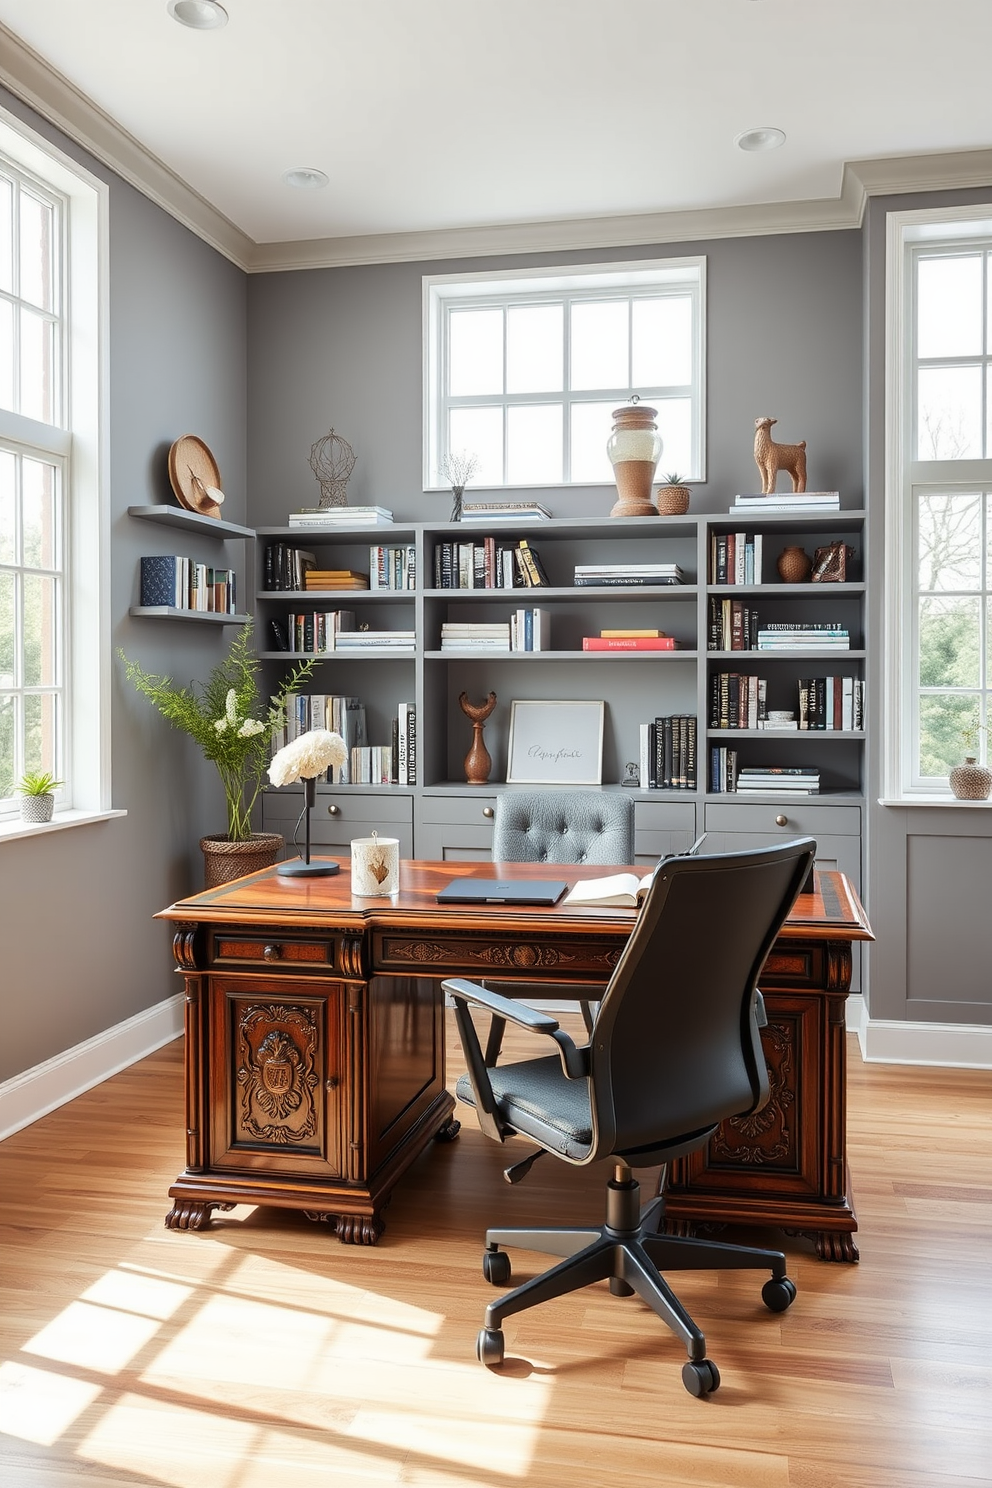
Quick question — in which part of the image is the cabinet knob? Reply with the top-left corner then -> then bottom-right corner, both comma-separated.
262,943 -> 281,961
482,806 -> 494,819
775,814 -> 789,827
327,803 -> 341,816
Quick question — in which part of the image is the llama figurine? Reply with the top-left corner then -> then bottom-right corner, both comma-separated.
753,416 -> 807,494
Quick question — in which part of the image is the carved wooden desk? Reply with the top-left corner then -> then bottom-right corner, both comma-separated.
157,861 -> 872,1258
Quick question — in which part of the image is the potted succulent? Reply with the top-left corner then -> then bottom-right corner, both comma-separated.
120,622 -> 318,885
655,472 -> 691,516
16,769 -> 63,823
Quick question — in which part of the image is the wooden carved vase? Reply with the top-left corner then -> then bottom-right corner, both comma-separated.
459,691 -> 497,785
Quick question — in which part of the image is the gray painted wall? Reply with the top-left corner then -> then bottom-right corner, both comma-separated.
0,88 -> 247,1082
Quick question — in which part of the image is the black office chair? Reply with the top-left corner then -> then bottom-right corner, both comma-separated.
444,837 -> 816,1397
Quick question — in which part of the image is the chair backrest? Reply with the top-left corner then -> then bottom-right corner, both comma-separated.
585,838 -> 815,1163
492,790 -> 634,865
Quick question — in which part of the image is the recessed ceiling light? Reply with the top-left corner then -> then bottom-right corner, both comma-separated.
735,126 -> 786,153
167,1 -> 228,30
282,168 -> 330,190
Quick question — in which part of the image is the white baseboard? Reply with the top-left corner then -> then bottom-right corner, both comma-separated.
857,1014 -> 992,1069
0,993 -> 184,1141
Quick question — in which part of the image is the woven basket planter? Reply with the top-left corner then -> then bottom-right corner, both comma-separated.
200,832 -> 284,888
20,794 -> 55,824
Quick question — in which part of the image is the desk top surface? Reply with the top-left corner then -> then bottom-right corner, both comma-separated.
158,858 -> 873,942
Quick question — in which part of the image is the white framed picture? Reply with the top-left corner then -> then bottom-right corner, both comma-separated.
506,699 -> 605,785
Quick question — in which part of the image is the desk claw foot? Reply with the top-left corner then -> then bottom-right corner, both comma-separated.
165,1200 -> 235,1232
435,1118 -> 461,1143
304,1210 -> 386,1245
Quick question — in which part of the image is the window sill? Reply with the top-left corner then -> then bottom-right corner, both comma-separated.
877,796 -> 992,808
0,808 -> 127,843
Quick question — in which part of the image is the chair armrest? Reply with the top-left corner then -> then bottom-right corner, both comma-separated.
443,977 -> 590,1080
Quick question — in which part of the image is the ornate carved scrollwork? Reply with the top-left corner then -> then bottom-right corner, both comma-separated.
382,934 -> 620,976
164,1199 -> 235,1231
784,1227 -> 860,1263
709,1020 -> 794,1165
338,934 -> 366,979
172,923 -> 199,971
236,1004 -> 319,1145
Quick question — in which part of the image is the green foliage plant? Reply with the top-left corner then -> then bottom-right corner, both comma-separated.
16,770 -> 63,796
119,623 -> 317,841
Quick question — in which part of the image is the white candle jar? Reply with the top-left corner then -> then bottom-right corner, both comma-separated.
350,835 -> 400,896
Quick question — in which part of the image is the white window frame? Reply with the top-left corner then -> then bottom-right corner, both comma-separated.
885,203 -> 992,799
423,256 -> 706,490
0,105 -> 112,835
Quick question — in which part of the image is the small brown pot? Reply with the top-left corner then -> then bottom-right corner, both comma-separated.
200,832 -> 284,888
776,546 -> 813,583
949,757 -> 992,801
655,484 -> 691,516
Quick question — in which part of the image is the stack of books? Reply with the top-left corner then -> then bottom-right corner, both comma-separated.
756,623 -> 850,650
287,505 -> 394,526
460,500 -> 552,522
735,767 -> 820,794
573,563 -> 684,587
583,629 -> 680,651
638,715 -> 697,789
369,544 -> 416,590
440,622 -> 511,652
302,569 -> 369,591
710,532 -> 763,584
731,491 -> 841,513
335,629 -> 415,652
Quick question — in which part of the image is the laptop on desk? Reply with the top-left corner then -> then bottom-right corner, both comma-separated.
436,878 -> 569,907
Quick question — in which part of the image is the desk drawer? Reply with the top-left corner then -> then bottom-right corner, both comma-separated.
210,930 -> 364,977
704,802 -> 861,838
263,790 -> 414,857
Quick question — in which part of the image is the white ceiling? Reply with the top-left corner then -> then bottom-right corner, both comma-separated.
1,0 -> 992,268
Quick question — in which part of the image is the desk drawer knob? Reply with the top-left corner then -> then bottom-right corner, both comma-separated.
327,804 -> 341,816
262,943 -> 281,961
775,814 -> 789,827
482,806 -> 494,819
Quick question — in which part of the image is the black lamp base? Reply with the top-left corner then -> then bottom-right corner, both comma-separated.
277,857 -> 341,878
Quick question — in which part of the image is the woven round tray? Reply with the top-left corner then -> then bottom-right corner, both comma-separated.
168,435 -> 224,519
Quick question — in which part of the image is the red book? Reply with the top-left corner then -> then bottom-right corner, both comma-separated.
582,637 -> 680,650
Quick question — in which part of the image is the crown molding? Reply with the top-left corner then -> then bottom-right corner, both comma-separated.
3,24 -> 992,275
0,22 -> 254,269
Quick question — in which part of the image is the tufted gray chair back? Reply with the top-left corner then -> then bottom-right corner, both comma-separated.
492,791 -> 634,866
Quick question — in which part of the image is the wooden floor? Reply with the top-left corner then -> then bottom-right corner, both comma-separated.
1,1015 -> 990,1488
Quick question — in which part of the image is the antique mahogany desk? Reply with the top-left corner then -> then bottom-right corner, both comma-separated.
157,860 -> 872,1260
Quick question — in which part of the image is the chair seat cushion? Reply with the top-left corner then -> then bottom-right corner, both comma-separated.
456,1055 -> 593,1160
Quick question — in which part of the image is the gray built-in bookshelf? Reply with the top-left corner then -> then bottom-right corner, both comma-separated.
254,511 -> 866,943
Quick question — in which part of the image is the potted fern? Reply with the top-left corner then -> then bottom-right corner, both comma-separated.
120,622 -> 318,885
16,769 -> 63,824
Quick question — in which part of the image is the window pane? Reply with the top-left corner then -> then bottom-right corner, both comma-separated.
0,570 -> 13,678
917,365 -> 983,458
0,692 -> 13,798
449,405 -> 502,486
654,398 -> 693,480
571,300 -> 628,391
918,491 -> 981,590
919,596 -> 980,687
507,404 -> 562,485
448,308 -> 502,396
0,175 -> 11,294
0,298 -> 12,413
570,401 -> 616,483
23,573 -> 58,687
23,689 -> 58,778
19,306 -> 56,424
919,693 -> 979,777
19,191 -> 55,312
917,254 -> 983,359
632,296 -> 692,387
0,449 -> 14,564
22,457 -> 58,569
506,304 -> 562,394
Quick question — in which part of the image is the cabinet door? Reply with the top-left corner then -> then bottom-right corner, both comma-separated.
416,795 -> 496,860
209,978 -> 345,1177
633,801 -> 698,865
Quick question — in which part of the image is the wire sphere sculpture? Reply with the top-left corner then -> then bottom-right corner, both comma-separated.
308,428 -> 357,508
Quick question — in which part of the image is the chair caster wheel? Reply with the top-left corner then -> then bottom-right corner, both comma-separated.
682,1358 -> 720,1397
477,1328 -> 505,1368
762,1276 -> 797,1312
482,1248 -> 511,1286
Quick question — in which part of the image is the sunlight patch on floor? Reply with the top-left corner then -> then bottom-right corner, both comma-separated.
21,1299 -> 165,1372
0,1360 -> 102,1446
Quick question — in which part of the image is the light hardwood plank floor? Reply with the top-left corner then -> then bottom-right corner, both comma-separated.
0,1016 -> 990,1488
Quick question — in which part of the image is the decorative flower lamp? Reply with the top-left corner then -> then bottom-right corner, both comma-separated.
607,400 -> 663,518
268,729 -> 348,877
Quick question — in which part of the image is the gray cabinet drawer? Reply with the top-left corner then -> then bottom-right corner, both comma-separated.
704,802 -> 861,839
419,795 -> 497,826
416,794 -> 496,860
633,800 -> 698,865
263,790 -> 414,857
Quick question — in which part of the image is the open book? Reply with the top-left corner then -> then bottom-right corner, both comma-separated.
563,872 -> 653,908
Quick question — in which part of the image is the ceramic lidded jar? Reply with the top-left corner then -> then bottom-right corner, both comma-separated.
607,402 -> 663,517
776,545 -> 813,583
949,757 -> 992,800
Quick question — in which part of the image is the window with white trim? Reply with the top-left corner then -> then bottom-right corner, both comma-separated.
887,208 -> 992,795
0,109 -> 107,824
424,258 -> 705,490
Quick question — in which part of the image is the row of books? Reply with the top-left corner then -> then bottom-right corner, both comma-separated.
274,694 -> 417,784
369,544 -> 416,590
710,532 -> 763,585
432,537 -> 548,589
139,555 -> 238,614
269,611 -> 356,653
439,609 -> 551,652
710,672 -> 865,730
707,601 -> 852,651
731,491 -> 841,512
287,506 -> 394,527
574,563 -> 684,587
709,751 -> 822,795
264,544 -> 328,591
637,715 -> 697,790
798,677 -> 866,731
